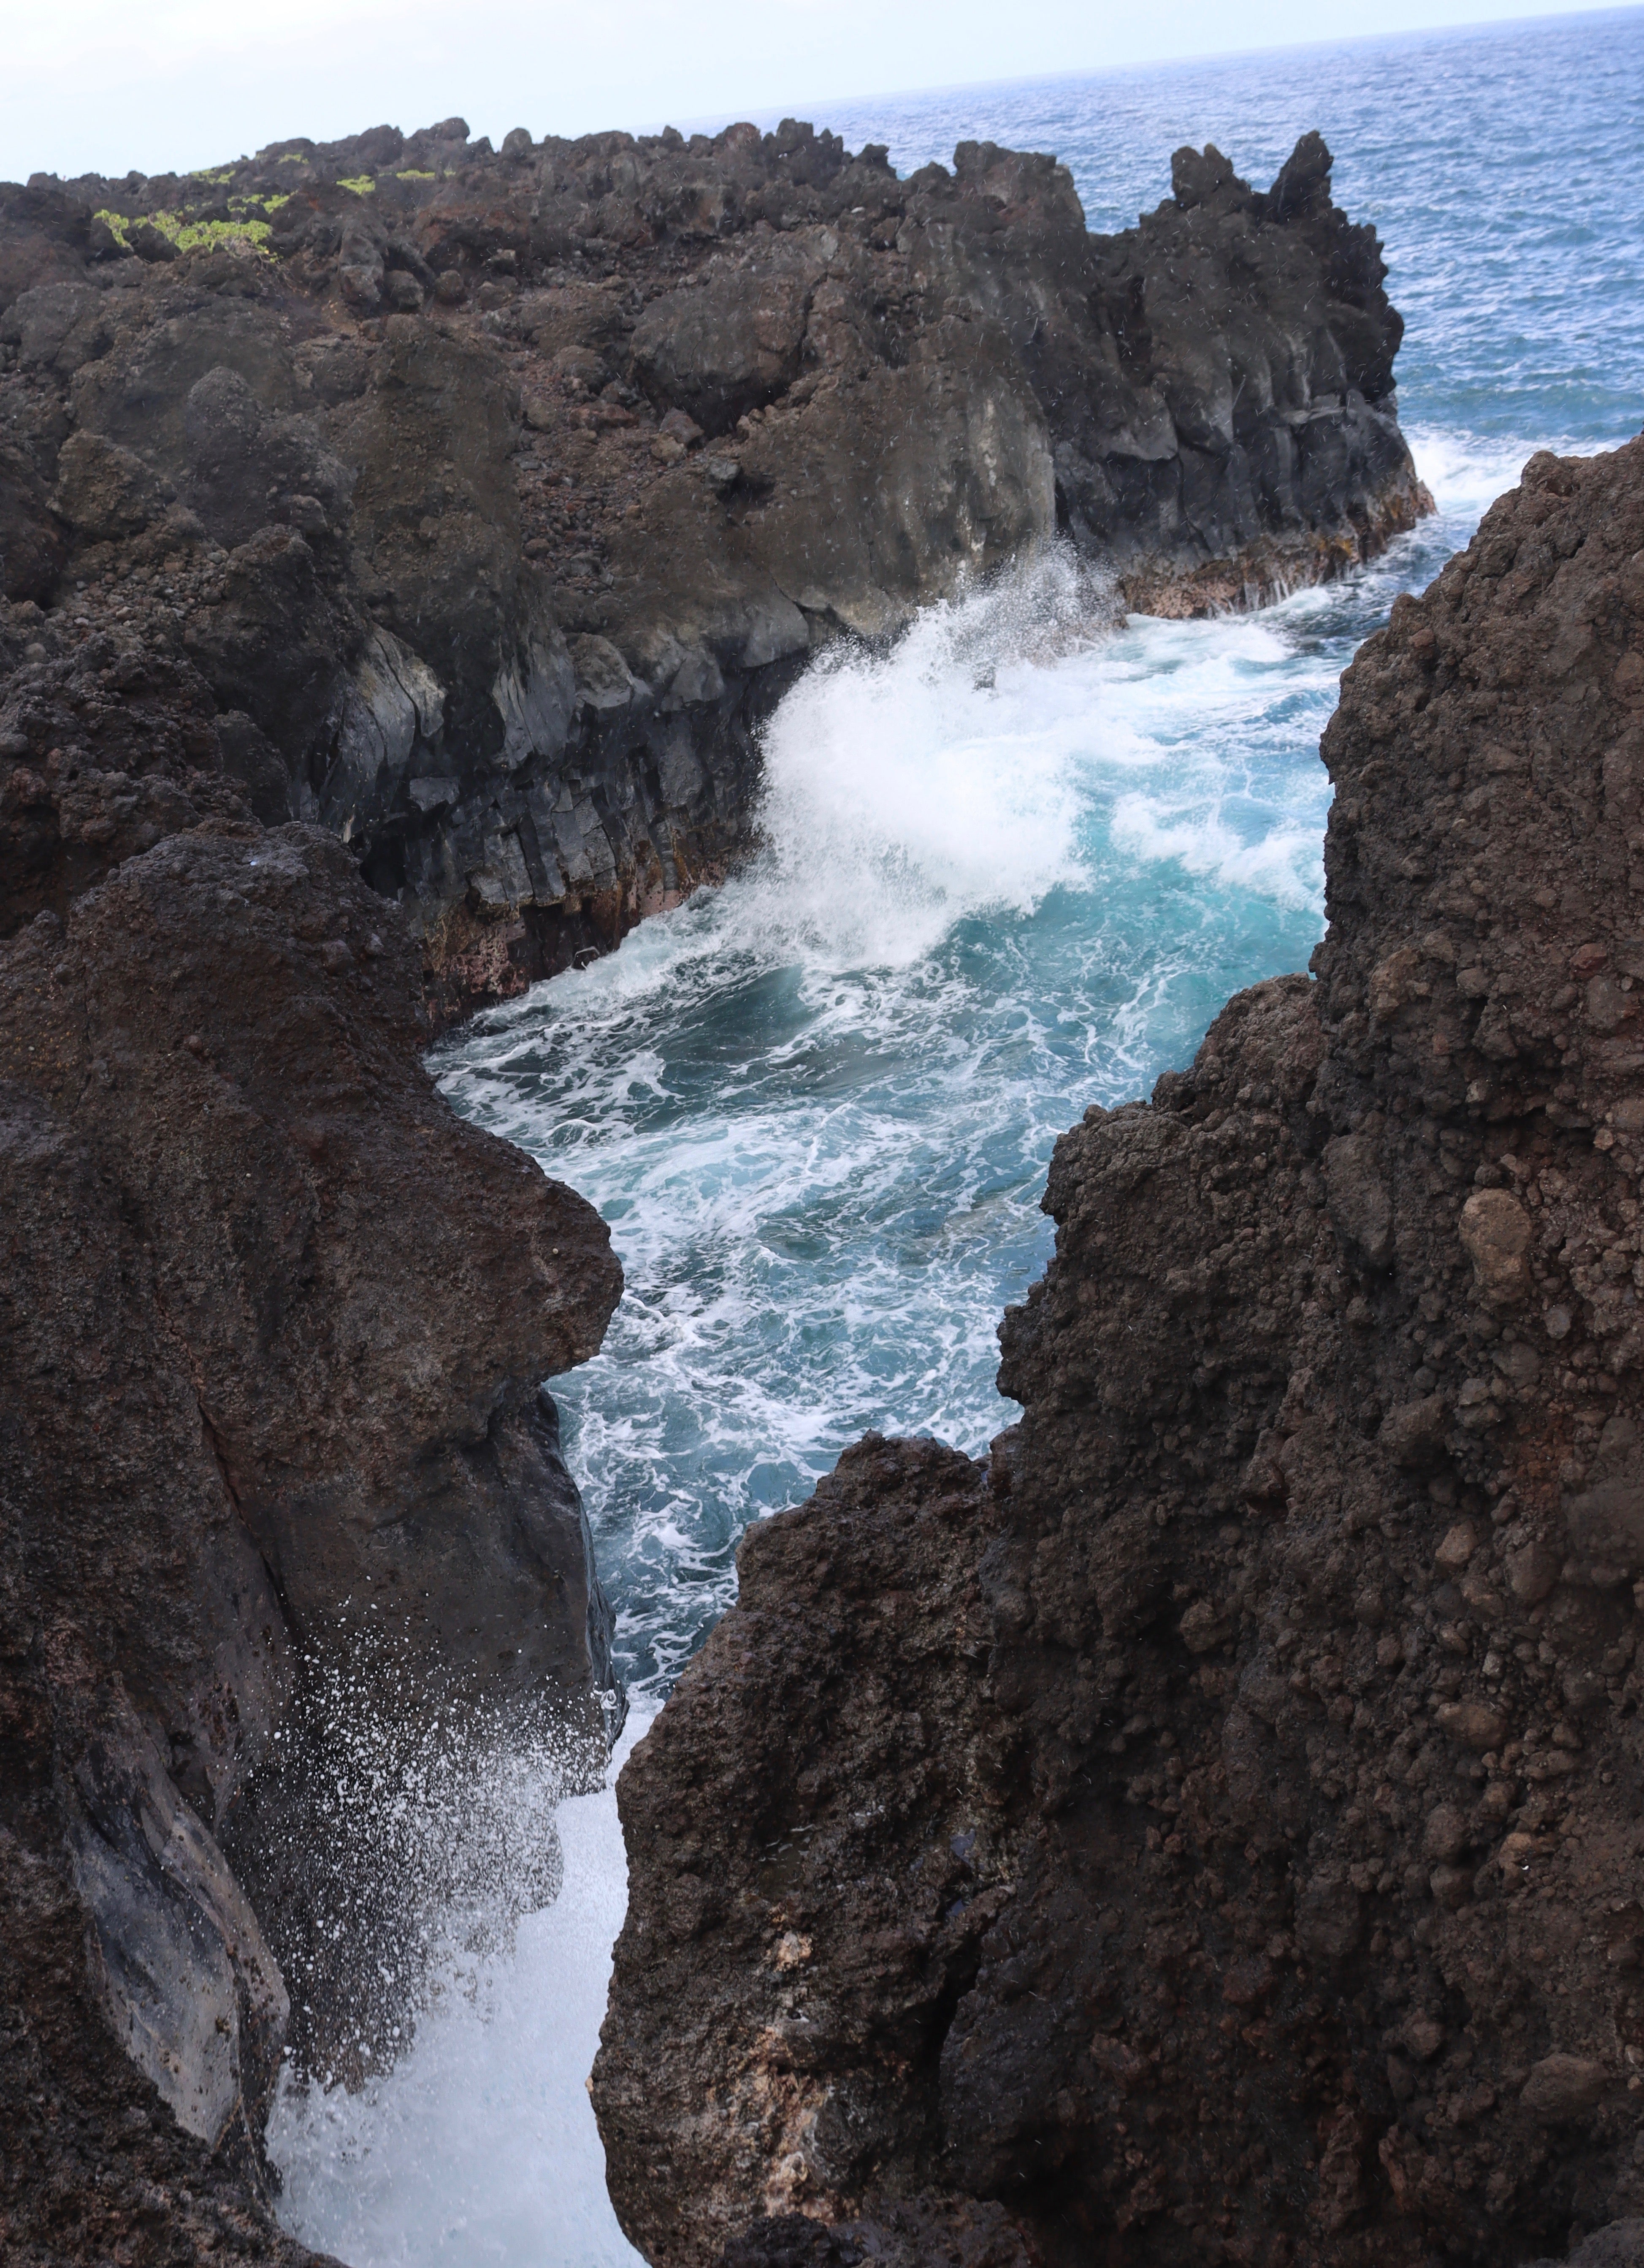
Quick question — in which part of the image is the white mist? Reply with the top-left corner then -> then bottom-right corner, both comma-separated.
267,1719 -> 649,2268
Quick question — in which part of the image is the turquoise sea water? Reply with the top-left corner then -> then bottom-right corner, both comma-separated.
437,5 -> 1644,1704
273,13 -> 1644,2258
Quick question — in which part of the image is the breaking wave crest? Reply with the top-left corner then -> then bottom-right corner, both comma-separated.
749,545 -> 1114,965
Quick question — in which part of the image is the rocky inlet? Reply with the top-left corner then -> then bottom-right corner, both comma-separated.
0,104 -> 1440,2268
593,439 -> 1644,2264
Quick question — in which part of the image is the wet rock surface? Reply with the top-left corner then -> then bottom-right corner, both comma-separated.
3,116 -> 1426,1024
595,439 -> 1644,2262
0,670 -> 620,2254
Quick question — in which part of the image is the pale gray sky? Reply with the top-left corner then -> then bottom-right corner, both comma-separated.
2,0 -> 1619,184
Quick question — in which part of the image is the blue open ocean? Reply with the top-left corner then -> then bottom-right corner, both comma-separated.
272,13 -> 1644,2258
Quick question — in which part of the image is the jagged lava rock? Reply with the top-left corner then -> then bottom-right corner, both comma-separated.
0,97 -> 1420,2259
594,439 -> 1644,2263
0,643 -> 265,929
0,779 -> 620,2253
3,117 -> 1427,1023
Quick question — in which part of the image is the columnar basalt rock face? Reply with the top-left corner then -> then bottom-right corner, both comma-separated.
3,119 -> 1426,1023
596,439 -> 1644,2266
0,676 -> 621,2255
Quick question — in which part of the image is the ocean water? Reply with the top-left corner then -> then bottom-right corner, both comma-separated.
270,11 -> 1644,2260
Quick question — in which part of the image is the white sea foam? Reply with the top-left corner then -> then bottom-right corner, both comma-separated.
749,547 -> 1109,966
267,1715 -> 652,2267
1403,421 -> 1598,529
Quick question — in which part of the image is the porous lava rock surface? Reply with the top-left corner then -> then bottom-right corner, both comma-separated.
0,661 -> 620,2254
593,441 -> 1644,2263
3,119 -> 1426,1023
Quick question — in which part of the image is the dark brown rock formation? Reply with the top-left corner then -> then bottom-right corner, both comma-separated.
594,441 -> 1644,2263
0,649 -> 620,2255
3,118 -> 1427,1025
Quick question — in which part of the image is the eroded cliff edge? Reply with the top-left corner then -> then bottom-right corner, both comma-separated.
3,119 -> 1427,1023
595,440 -> 1644,2264
0,760 -> 621,2254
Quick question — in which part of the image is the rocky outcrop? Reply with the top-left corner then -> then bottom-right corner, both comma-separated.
0,646 -> 621,2256
594,440 -> 1644,2263
3,119 -> 1427,1023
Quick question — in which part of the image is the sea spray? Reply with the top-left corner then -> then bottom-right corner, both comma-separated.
267,1714 -> 650,2267
224,1623 -> 609,2091
749,545 -> 1113,968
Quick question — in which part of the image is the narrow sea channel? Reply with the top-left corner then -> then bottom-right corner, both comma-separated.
270,13 -> 1644,2259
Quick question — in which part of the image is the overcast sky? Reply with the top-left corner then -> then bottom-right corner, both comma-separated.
1,0 -> 1621,184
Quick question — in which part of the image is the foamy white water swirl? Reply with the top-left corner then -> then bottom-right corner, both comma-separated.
439,541 -> 1400,1700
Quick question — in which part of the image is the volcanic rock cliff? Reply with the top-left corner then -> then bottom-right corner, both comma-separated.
0,655 -> 621,2257
593,441 -> 1644,2265
3,117 -> 1427,1023
0,105 -> 1430,2267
